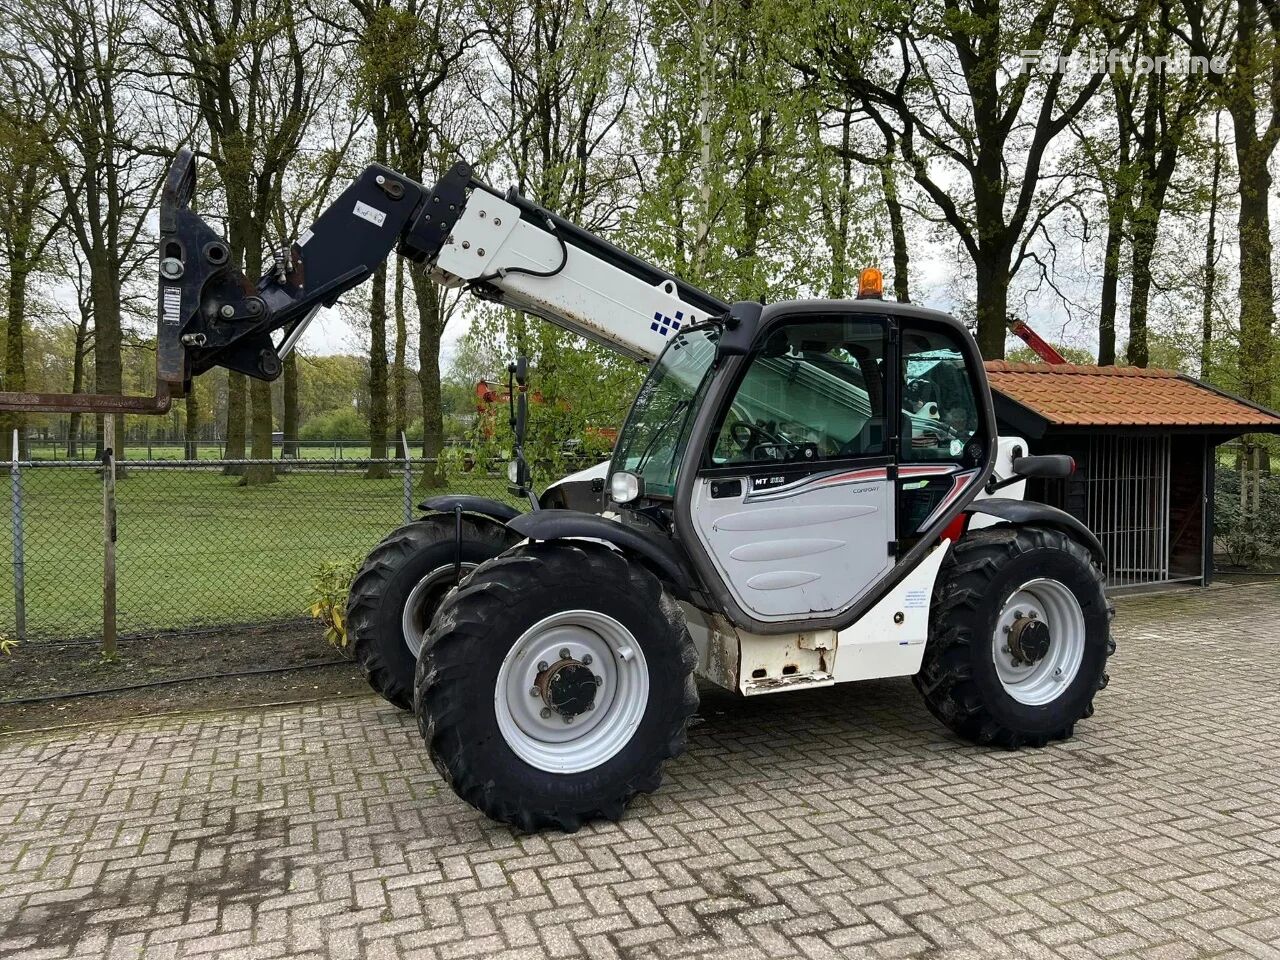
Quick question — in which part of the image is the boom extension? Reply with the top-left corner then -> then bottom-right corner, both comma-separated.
158,148 -> 726,398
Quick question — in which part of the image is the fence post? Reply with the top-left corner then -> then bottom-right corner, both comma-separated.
401,431 -> 413,524
10,430 -> 25,642
102,417 -> 118,658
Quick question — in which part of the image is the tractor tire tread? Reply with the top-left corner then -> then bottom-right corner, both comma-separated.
913,524 -> 1113,749
348,514 -> 517,710
416,540 -> 697,832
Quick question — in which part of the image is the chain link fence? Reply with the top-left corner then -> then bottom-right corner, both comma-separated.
0,457 -> 521,642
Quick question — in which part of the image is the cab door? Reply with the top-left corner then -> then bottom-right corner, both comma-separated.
688,315 -> 897,623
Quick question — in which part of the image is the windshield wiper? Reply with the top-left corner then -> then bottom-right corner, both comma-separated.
633,398 -> 691,473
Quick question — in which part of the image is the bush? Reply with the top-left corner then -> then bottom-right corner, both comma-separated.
300,407 -> 368,441
1214,467 -> 1280,568
307,554 -> 364,648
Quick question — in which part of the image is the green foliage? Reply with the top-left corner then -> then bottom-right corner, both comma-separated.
294,355 -> 371,423
299,406 -> 368,441
449,306 -> 643,478
1006,344 -> 1098,365
625,0 -> 851,302
307,554 -> 366,648
1215,467 -> 1280,569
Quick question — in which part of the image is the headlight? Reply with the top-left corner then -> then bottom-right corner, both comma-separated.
507,460 -> 520,484
609,471 -> 642,504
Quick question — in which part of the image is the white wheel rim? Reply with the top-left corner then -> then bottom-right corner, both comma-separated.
494,610 -> 650,774
992,578 -> 1086,706
402,564 -> 476,659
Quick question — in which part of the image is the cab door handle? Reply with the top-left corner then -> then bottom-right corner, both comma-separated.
710,479 -> 742,499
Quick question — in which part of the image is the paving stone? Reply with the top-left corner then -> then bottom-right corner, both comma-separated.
2,584 -> 1279,958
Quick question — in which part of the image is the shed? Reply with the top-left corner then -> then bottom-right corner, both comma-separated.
984,361 -> 1280,591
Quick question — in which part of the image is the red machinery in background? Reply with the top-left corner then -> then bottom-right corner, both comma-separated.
1007,318 -> 1068,364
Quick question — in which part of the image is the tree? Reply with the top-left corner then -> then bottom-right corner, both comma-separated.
345,0 -> 478,486
152,0 -> 340,483
633,0 -> 817,299
453,309 -> 643,471
392,258 -> 409,445
1201,114 -> 1226,380
0,44 -> 64,458
60,244 -> 97,457
1181,0 -> 1280,407
352,7 -> 394,477
1074,98 -> 1132,366
471,0 -> 653,480
821,102 -> 909,300
1119,0 -> 1212,366
822,0 -> 1125,357
20,0 -> 169,465
269,118 -> 364,461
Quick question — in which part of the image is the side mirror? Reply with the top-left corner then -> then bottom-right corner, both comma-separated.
609,471 -> 644,505
1011,454 -> 1075,479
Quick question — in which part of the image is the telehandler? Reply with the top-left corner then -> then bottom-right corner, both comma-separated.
12,148 -> 1113,831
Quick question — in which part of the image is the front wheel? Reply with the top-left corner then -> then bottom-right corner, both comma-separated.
346,515 -> 519,710
415,541 -> 698,832
915,525 -> 1115,748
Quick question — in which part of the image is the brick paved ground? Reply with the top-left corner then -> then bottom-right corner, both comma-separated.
2,583 -> 1279,960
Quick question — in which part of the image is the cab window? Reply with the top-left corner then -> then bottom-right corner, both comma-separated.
709,317 -> 887,467
900,326 -> 979,462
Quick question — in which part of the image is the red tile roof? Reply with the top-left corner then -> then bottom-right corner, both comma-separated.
983,361 -> 1280,428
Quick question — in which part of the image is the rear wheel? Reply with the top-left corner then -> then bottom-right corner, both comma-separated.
415,541 -> 697,832
347,515 -> 518,710
915,525 -> 1114,748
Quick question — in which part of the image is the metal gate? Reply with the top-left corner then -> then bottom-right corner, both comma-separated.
1085,434 -> 1171,588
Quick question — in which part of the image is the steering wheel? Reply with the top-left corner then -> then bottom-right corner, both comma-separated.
730,420 -> 787,456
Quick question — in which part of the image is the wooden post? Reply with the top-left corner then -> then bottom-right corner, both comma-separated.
102,416 -> 117,658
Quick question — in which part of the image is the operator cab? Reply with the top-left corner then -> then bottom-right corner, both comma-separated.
608,277 -> 996,633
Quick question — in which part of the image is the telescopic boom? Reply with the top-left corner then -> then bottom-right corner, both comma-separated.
0,148 -> 727,413
161,149 -> 726,394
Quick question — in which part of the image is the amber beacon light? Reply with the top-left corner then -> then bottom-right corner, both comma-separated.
857,267 -> 884,299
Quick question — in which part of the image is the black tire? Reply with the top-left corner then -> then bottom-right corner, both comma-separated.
914,525 -> 1115,748
415,541 -> 698,832
347,515 -> 518,710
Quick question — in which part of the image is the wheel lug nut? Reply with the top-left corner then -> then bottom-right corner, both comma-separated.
559,648 -> 570,660
563,715 -> 573,724
1002,645 -> 1011,654
530,686 -> 540,697
594,675 -> 603,686
582,654 -> 592,665
537,661 -> 548,672
539,707 -> 551,719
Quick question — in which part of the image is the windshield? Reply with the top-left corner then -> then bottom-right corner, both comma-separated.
610,327 -> 719,498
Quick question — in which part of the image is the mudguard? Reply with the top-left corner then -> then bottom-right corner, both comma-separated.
507,509 -> 693,599
419,495 -> 521,524
964,498 -> 1105,565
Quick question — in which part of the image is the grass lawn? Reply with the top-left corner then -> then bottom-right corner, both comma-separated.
0,464 -> 519,641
